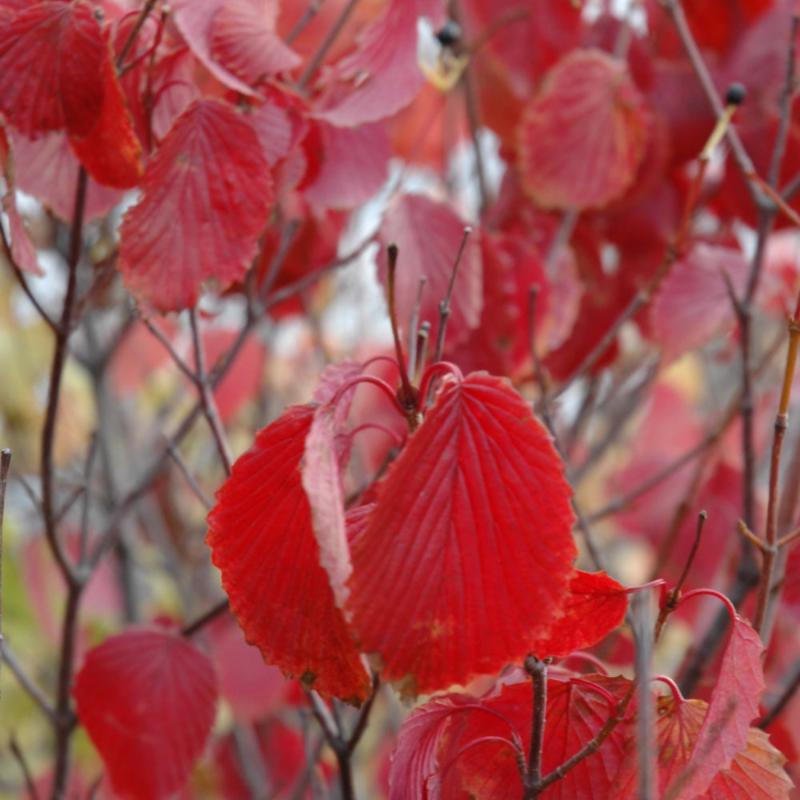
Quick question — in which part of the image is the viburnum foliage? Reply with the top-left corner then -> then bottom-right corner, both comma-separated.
2,0 -> 800,799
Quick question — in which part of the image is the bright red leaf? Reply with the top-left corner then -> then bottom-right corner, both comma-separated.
73,627 -> 218,799
529,570 -> 628,659
347,372 -> 577,696
0,1 -> 105,138
118,99 -> 273,312
378,193 -> 482,349
518,49 -> 648,210
207,404 -> 370,702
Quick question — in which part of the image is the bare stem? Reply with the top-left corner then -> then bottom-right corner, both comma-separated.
181,598 -> 229,637
523,657 -> 547,794
297,0 -> 361,89
433,227 -> 472,362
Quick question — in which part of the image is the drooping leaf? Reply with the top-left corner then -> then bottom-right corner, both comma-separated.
529,570 -> 628,659
73,628 -> 218,799
118,99 -> 273,312
518,49 -> 648,210
303,120 -> 390,210
302,361 -> 365,608
68,56 -> 142,189
207,405 -> 370,702
10,129 -> 124,221
0,1 -> 105,138
615,695 -> 792,800
314,0 -> 444,126
675,611 -> 766,798
378,193 -> 482,349
210,0 -> 301,86
171,0 -> 255,95
348,372 -> 577,696
650,243 -> 749,361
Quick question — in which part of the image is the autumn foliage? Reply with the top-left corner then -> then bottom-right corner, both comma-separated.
2,0 -> 800,799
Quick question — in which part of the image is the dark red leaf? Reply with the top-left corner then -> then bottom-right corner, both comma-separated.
348,372 -> 576,696
68,55 -> 142,188
378,193 -> 482,350
0,1 -> 105,138
207,405 -> 370,702
518,49 -> 648,210
73,627 -> 218,799
118,100 -> 273,312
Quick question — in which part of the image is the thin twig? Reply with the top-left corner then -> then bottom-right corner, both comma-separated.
759,661 -> 800,729
0,643 -> 57,723
181,598 -> 229,637
433,227 -> 471,362
286,0 -> 324,43
189,310 -> 233,475
9,734 -> 39,800
166,443 -> 214,509
116,0 -> 159,70
632,591 -> 656,800
297,0 -> 361,89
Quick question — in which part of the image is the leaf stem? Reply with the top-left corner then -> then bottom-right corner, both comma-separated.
524,656 -> 547,793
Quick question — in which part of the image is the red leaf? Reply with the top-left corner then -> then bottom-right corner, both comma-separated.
118,100 -> 273,312
650,243 -> 749,361
529,570 -> 628,658
348,372 -> 576,696
518,49 -> 648,210
675,612 -> 766,798
68,56 -> 142,188
378,194 -> 482,349
314,0 -> 444,126
11,130 -> 123,221
73,628 -> 218,799
0,1 -> 105,138
616,695 -> 792,800
302,361 -> 365,608
207,405 -> 370,702
210,0 -> 301,86
171,0 -> 255,95
303,120 -> 390,209
390,674 -> 634,799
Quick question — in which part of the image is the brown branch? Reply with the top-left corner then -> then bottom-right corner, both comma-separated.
523,657 -> 548,794
9,734 -> 39,800
116,0 -> 159,70
433,227 -> 471,362
181,598 -> 229,637
0,642 -> 57,724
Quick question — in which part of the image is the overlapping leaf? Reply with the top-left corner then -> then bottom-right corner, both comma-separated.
347,372 -> 577,696
529,570 -> 628,659
518,49 -> 648,210
207,404 -> 370,702
118,100 -> 273,312
210,0 -> 301,86
378,193 -> 482,349
650,243 -> 749,361
390,674 -> 634,799
73,628 -> 218,799
0,1 -> 105,138
314,0 -> 444,126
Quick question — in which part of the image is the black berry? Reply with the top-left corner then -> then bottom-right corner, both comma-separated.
725,83 -> 747,106
435,20 -> 462,47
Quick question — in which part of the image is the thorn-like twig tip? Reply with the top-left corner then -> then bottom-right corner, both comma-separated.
387,243 -> 398,262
